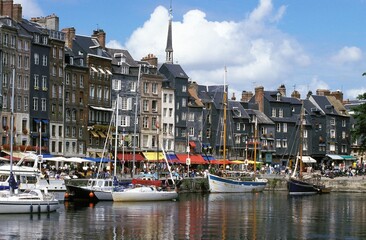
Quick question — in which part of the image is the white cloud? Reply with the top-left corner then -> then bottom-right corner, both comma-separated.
331,46 -> 363,64
14,0 -> 43,18
106,40 -> 123,49
119,0 -> 310,96
346,88 -> 366,100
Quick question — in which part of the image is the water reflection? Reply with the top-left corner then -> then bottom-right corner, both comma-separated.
0,193 -> 366,239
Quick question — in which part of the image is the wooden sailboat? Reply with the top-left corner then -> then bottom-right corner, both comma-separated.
207,67 -> 268,193
287,106 -> 329,195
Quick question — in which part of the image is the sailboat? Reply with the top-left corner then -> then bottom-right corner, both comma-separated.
0,69 -> 59,213
66,91 -> 128,202
111,145 -> 178,202
287,106 -> 329,195
207,67 -> 268,193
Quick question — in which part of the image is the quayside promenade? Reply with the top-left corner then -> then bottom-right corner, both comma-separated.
177,175 -> 366,193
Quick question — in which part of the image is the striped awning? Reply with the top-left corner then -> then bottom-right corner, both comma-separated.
142,152 -> 165,161
90,131 -> 99,138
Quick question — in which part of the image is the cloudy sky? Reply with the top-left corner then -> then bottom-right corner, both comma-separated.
15,0 -> 366,100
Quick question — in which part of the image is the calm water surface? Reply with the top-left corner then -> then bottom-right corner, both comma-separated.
0,192 -> 365,239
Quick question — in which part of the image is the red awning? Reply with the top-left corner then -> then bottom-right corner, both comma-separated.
176,154 -> 207,165
209,159 -> 230,165
189,141 -> 196,148
117,153 -> 145,162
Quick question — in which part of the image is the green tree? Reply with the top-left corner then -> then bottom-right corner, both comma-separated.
351,92 -> 366,153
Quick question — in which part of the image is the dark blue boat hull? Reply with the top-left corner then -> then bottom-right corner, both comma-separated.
287,178 -> 320,195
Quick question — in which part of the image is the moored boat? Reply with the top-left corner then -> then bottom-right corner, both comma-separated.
112,186 -> 178,202
0,189 -> 59,214
208,173 -> 267,193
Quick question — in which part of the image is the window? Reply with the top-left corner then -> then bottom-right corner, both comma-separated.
120,116 -> 130,127
169,108 -> 173,117
283,123 -> 287,133
163,94 -> 167,103
279,108 -> 283,118
152,83 -> 158,94
33,97 -> 38,111
236,122 -> 240,131
182,98 -> 186,107
189,127 -> 194,136
42,76 -> 47,90
152,117 -> 157,130
24,56 -> 29,69
303,130 -> 308,138
72,74 -> 77,86
52,47 -> 56,58
34,75 -> 39,89
59,67 -> 63,77
90,85 -> 95,99
235,134 -> 241,144
276,123 -> 281,132
80,75 -> 84,88
24,97 -> 28,111
188,112 -> 194,121
342,120 -> 346,127
143,100 -> 149,111
17,55 -> 22,68
130,81 -> 136,92
276,139 -> 281,148
42,55 -> 47,66
342,131 -> 346,139
143,83 -> 149,94
34,53 -> 39,65
169,94 -> 173,103
330,118 -> 335,126
272,108 -> 276,117
17,96 -> 21,111
330,129 -> 336,138
152,100 -> 157,112
182,85 -> 187,92
143,117 -> 149,128
41,98 -> 46,111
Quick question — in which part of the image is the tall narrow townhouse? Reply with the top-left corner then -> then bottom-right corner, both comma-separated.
106,48 -> 143,163
30,14 -> 67,156
62,28 -> 113,159
138,54 -> 164,161
19,19 -> 51,153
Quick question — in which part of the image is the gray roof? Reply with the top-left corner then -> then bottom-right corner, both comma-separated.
246,109 -> 275,125
159,63 -> 189,79
228,101 -> 250,119
106,48 -> 137,67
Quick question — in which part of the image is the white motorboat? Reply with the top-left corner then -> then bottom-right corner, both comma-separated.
112,186 -> 178,202
207,173 -> 267,193
0,188 -> 60,214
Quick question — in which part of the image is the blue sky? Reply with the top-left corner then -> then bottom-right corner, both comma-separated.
16,0 -> 366,100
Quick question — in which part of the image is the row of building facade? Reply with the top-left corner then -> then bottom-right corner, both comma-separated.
0,1 -> 362,166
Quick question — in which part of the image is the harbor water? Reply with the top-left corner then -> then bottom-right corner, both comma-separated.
0,192 -> 365,239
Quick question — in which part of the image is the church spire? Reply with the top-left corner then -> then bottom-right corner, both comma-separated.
165,0 -> 173,64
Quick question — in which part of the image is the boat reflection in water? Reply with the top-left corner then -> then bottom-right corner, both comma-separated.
1,193 -> 366,239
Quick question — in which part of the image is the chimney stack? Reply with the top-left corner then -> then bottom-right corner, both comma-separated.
255,86 -> 265,112
241,91 -> 253,102
62,27 -> 75,49
141,53 -> 158,67
92,29 -> 106,49
231,92 -> 236,101
277,84 -> 286,96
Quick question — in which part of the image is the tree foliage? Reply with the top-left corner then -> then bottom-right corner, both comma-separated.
351,93 -> 366,153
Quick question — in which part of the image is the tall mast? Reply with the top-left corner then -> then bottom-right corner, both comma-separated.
299,105 -> 304,178
253,117 -> 257,173
132,65 -> 141,177
223,67 -> 227,170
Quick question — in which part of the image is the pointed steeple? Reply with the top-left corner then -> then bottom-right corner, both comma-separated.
165,0 -> 173,64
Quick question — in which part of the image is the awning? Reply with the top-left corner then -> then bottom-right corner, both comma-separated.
105,69 -> 112,75
41,119 -> 49,123
90,106 -> 113,112
91,67 -> 98,72
189,141 -> 196,148
298,156 -> 317,163
202,155 -> 215,161
98,68 -> 105,74
34,119 -> 40,123
166,154 -> 179,163
90,131 -> 99,138
2,150 -> 36,161
83,157 -> 110,163
117,153 -> 145,162
176,154 -> 207,165
96,152 -> 104,158
341,155 -> 357,161
326,154 -> 344,160
142,152 -> 165,162
98,131 -> 106,138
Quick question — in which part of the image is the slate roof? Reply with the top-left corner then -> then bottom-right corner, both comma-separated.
228,100 -> 250,119
264,91 -> 302,105
246,109 -> 275,125
106,48 -> 137,67
159,63 -> 189,79
72,34 -> 111,59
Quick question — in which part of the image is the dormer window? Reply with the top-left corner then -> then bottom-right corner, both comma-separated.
34,34 -> 40,43
276,92 -> 281,101
232,107 -> 241,117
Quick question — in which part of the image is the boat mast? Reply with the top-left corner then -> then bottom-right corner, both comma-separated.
132,65 -> 141,177
253,117 -> 258,173
299,105 -> 304,178
223,67 -> 227,170
9,68 -> 15,194
114,90 -> 119,177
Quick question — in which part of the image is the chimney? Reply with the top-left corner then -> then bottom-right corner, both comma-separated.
1,0 -> 13,18
62,27 -> 75,49
241,90 -> 253,102
141,53 -> 158,67
231,92 -> 236,101
331,90 -> 343,103
291,90 -> 301,99
255,86 -> 265,112
30,14 -> 59,31
316,89 -> 330,96
277,84 -> 286,96
12,3 -> 21,22
92,29 -> 106,49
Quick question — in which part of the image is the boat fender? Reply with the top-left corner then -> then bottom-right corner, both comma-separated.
89,192 -> 94,198
64,192 -> 69,199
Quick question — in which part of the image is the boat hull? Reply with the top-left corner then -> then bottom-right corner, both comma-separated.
112,187 -> 178,202
0,200 -> 59,214
65,185 -> 99,202
93,190 -> 113,201
287,178 -> 320,195
207,173 -> 267,193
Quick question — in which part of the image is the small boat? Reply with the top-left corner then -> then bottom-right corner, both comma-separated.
287,106 -> 330,195
0,188 -> 59,214
207,173 -> 268,193
112,185 -> 178,202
